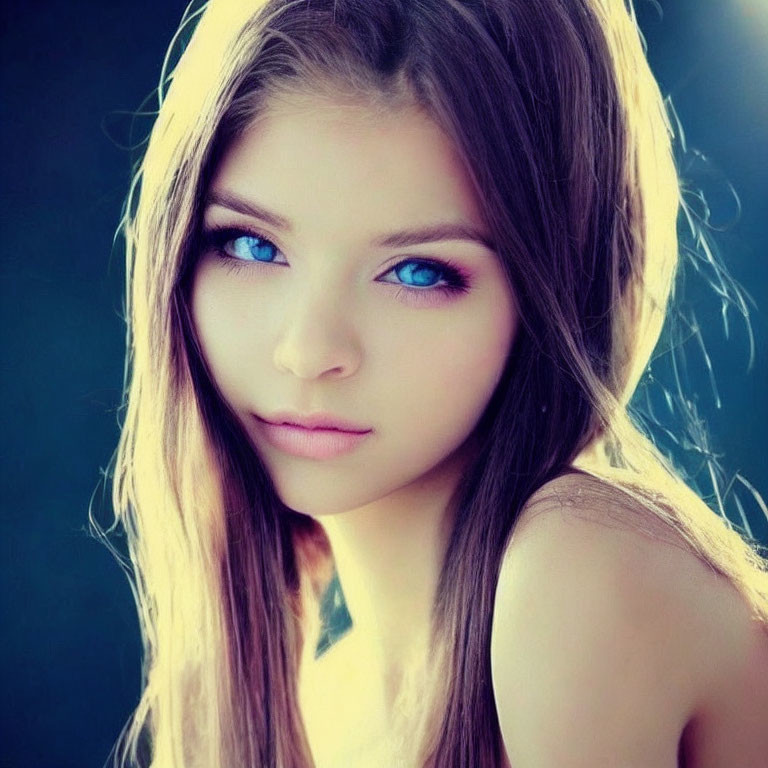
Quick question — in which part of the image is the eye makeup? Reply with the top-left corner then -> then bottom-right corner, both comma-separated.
198,224 -> 474,306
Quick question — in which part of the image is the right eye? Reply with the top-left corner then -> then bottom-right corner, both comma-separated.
200,226 -> 285,265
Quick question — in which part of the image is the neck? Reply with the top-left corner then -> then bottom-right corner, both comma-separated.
316,437 -> 475,709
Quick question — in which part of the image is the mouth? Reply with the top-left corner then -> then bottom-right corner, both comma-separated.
263,420 -> 361,433
255,411 -> 372,433
254,415 -> 372,460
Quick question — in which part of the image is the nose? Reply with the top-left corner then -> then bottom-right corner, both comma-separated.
272,291 -> 362,381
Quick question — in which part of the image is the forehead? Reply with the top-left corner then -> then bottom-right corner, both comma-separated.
208,90 -> 488,237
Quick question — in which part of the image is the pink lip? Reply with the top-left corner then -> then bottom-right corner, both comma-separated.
258,410 -> 371,432
254,416 -> 372,459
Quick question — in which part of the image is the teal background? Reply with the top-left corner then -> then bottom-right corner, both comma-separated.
1,2 -> 766,766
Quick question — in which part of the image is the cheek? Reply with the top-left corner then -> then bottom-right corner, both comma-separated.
189,265 -> 262,405
382,298 -> 516,441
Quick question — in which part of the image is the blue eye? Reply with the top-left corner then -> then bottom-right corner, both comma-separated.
226,233 -> 280,263
198,225 -> 472,301
392,261 -> 442,288
199,226 -> 283,264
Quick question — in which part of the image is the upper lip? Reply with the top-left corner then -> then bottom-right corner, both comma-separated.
256,410 -> 372,433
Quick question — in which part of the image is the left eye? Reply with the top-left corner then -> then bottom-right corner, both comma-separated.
385,260 -> 444,289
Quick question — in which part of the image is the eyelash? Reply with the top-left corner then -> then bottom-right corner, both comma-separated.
198,225 -> 472,304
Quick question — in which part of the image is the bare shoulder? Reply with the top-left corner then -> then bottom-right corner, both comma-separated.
490,470 -> 768,767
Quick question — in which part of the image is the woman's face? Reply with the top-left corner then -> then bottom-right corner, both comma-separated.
190,89 -> 518,516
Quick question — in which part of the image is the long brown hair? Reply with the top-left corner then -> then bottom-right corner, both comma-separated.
95,0 -> 768,765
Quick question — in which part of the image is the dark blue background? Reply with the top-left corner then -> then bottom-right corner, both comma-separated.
1,2 -> 766,766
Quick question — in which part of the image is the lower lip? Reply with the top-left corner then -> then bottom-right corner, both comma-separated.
256,418 -> 372,459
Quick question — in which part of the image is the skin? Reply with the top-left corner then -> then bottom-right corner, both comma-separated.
190,88 -> 518,723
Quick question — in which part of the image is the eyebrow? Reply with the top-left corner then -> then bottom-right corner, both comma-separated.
205,189 -> 496,251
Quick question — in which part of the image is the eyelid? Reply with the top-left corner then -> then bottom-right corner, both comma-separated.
199,223 -> 474,281
201,222 -> 282,251
200,224 -> 474,305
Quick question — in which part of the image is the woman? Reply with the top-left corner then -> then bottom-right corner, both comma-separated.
100,0 -> 768,765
